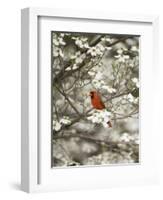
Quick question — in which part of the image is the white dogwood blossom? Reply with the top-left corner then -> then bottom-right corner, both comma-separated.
53,116 -> 71,132
101,36 -> 112,43
102,85 -> 116,94
60,116 -> 71,125
53,34 -> 66,46
132,77 -> 139,88
127,93 -> 135,103
53,47 -> 64,57
90,71 -> 116,93
87,109 -> 111,128
87,46 -> 101,57
126,93 -> 139,104
53,121 -> 62,131
95,71 -> 103,80
88,71 -> 96,76
71,51 -> 86,64
114,48 -> 130,63
72,64 -> 78,70
65,66 -> 72,71
91,72 -> 104,88
72,37 -> 89,49
131,46 -> 139,52
87,43 -> 107,57
120,132 -> 139,144
120,133 -> 131,142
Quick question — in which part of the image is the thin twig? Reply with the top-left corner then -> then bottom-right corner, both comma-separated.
54,84 -> 81,116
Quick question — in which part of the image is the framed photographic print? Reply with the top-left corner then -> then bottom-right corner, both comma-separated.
21,8 -> 159,193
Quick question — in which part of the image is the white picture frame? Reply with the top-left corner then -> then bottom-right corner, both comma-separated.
21,7 -> 159,193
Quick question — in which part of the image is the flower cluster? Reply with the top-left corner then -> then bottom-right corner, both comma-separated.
52,33 -> 66,58
92,72 -> 105,88
71,51 -> 86,63
132,77 -> 139,88
53,34 -> 66,46
101,36 -> 112,43
120,132 -> 139,144
87,109 -> 111,128
53,116 -> 71,131
102,85 -> 116,94
114,48 -> 130,63
65,51 -> 86,71
131,46 -> 139,52
87,43 -> 111,57
89,71 -> 116,94
53,121 -> 62,131
53,47 -> 64,57
126,93 -> 139,104
72,36 -> 89,49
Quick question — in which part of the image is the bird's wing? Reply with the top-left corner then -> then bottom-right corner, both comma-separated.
99,97 -> 105,109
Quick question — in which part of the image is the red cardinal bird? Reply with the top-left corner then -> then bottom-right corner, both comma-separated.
89,91 -> 112,127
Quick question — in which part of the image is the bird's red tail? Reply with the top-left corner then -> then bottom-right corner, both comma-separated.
107,121 -> 112,128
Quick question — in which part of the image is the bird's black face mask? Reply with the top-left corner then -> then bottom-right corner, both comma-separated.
90,91 -> 94,99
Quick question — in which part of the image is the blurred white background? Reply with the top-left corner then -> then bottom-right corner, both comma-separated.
0,0 -> 162,199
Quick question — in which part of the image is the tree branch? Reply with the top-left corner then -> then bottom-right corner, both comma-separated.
54,84 -> 81,116
53,133 -> 137,153
85,91 -> 130,115
54,91 -> 131,131
53,36 -> 131,84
